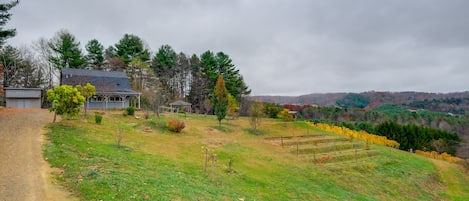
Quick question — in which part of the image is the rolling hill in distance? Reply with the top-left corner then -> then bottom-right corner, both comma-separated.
253,91 -> 469,112
253,91 -> 469,159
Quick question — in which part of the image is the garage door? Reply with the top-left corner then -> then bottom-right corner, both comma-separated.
18,99 -> 31,108
6,99 -> 40,108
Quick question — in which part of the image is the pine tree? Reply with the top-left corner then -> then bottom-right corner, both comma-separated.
0,0 -> 19,47
48,30 -> 86,69
85,39 -> 105,70
114,34 -> 150,64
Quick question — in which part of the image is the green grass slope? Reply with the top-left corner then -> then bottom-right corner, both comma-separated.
43,111 -> 469,200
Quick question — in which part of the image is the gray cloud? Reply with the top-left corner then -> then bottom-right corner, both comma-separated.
7,0 -> 469,95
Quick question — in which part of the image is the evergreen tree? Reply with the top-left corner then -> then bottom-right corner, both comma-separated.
0,45 -> 20,88
1,45 -> 44,88
336,93 -> 370,109
114,34 -> 150,64
187,54 -> 209,113
151,44 -> 177,99
85,39 -> 105,70
0,0 -> 19,47
201,51 -> 250,99
48,30 -> 86,69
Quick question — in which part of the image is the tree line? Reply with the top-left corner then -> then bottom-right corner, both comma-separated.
1,29 -> 250,113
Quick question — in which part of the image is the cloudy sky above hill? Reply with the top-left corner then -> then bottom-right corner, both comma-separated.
7,0 -> 469,95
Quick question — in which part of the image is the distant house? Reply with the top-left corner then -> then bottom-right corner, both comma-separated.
61,68 -> 140,109
5,88 -> 42,108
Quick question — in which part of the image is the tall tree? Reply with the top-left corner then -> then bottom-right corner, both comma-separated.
0,0 -> 19,47
187,54 -> 208,113
33,37 -> 56,88
151,44 -> 177,100
128,57 -> 150,91
0,45 -> 20,88
15,47 -> 46,88
85,39 -> 105,70
201,51 -> 250,99
114,34 -> 150,64
48,30 -> 86,69
213,76 -> 229,127
175,52 -> 190,98
0,64 -> 3,94
0,45 -> 43,88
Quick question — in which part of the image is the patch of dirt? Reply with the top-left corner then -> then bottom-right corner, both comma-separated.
0,108 -> 77,201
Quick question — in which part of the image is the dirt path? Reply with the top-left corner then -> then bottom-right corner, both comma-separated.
0,108 -> 77,201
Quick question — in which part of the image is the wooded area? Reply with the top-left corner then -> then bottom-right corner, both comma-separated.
0,1 -> 250,114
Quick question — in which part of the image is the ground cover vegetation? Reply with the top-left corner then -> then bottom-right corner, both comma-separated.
43,110 -> 469,200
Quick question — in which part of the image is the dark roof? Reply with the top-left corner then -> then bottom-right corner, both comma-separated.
169,100 -> 192,106
61,68 -> 139,95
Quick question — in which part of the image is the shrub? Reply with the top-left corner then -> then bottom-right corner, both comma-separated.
126,106 -> 135,115
167,120 -> 185,133
95,114 -> 103,124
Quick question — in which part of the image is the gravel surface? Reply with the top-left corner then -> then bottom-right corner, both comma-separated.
0,108 -> 76,201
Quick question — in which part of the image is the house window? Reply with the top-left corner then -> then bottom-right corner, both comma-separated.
90,96 -> 104,102
109,96 -> 122,102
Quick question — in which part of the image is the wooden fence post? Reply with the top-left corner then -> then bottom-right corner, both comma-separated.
296,141 -> 299,157
313,151 -> 316,164
281,136 -> 284,148
355,148 -> 358,164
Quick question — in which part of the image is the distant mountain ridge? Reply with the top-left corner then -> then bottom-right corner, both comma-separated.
253,91 -> 469,112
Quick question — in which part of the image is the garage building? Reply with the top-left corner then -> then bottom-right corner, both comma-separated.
5,88 -> 42,108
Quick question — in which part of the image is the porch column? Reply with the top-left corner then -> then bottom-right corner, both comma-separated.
120,95 -> 126,108
104,96 -> 109,110
138,95 -> 141,109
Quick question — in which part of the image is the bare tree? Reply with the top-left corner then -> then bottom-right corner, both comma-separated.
32,37 -> 57,88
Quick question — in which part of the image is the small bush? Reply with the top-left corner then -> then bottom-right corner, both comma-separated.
167,120 -> 185,133
95,114 -> 103,124
126,106 -> 135,115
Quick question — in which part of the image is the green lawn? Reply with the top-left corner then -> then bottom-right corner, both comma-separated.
43,111 -> 468,200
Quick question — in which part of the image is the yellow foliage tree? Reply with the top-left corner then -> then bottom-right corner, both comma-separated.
227,94 -> 239,120
278,109 -> 293,121
308,122 -> 400,148
75,83 -> 96,116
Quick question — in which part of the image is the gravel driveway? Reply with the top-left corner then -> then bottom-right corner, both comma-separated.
0,108 -> 76,201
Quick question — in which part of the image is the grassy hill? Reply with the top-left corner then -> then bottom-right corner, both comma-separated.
43,111 -> 469,200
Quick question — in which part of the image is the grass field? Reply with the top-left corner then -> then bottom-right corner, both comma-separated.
43,111 -> 469,200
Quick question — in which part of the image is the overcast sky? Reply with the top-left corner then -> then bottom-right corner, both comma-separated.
6,0 -> 469,96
